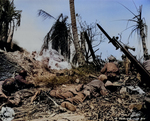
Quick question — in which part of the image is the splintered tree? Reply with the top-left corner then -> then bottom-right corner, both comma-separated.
0,0 -> 22,51
69,0 -> 85,66
76,15 -> 104,65
121,3 -> 149,61
38,10 -> 70,61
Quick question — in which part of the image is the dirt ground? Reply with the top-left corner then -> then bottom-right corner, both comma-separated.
0,50 -> 150,121
9,81 -> 148,121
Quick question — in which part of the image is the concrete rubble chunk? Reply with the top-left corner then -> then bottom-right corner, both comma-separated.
127,86 -> 145,94
0,107 -> 15,121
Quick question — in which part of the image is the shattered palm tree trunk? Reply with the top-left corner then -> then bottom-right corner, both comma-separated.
140,25 -> 149,60
69,0 -> 85,66
120,4 -> 149,61
80,32 -> 86,61
97,24 -> 150,86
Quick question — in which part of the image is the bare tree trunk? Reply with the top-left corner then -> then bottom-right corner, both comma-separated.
80,32 -> 86,56
140,26 -> 149,60
7,21 -> 15,50
69,0 -> 85,66
84,32 -> 96,61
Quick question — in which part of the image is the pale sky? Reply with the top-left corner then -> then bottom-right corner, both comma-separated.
13,0 -> 150,61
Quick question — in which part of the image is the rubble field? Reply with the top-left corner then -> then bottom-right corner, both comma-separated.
0,50 -> 150,121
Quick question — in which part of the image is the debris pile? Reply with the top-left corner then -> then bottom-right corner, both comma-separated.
0,48 -> 150,121
33,49 -> 72,70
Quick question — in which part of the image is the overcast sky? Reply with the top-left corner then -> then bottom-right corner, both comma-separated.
13,0 -> 150,60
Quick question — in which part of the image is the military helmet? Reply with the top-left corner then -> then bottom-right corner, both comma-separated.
108,55 -> 116,61
98,74 -> 107,81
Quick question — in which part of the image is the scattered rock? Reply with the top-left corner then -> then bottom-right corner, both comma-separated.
120,87 -> 127,94
61,101 -> 76,112
127,86 -> 145,95
75,78 -> 80,83
129,103 -> 143,112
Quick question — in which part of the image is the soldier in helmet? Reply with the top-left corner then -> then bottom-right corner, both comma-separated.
101,55 -> 119,82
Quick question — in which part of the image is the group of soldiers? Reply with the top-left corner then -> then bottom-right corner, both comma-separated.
50,56 -> 120,111
0,55 -> 120,111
